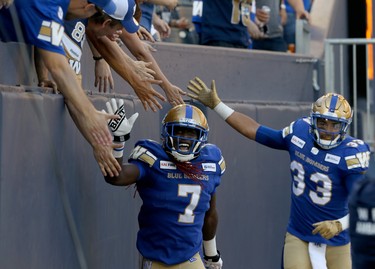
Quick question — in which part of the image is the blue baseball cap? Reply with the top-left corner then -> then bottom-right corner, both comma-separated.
93,0 -> 139,33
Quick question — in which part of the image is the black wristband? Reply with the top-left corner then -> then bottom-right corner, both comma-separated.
114,133 -> 130,143
93,56 -> 103,61
204,250 -> 221,262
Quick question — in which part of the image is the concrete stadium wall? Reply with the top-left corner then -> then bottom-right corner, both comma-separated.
0,86 -> 311,269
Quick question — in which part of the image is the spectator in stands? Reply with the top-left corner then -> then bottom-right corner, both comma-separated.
0,0 -> 136,177
0,0 -> 12,9
253,0 -> 309,52
155,4 -> 193,43
283,0 -> 313,53
138,0 -> 178,40
349,173 -> 375,269
187,77 -> 371,269
200,0 -> 255,48
35,0 -> 185,110
103,99 -> 224,269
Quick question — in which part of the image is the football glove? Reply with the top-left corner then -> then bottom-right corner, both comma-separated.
204,251 -> 223,269
105,98 -> 139,142
187,77 -> 221,109
312,220 -> 342,240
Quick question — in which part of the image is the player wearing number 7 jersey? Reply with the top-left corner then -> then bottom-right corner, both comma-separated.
187,77 -> 371,269
104,99 -> 225,269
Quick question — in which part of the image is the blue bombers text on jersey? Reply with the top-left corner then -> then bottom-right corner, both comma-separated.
255,117 -> 370,246
128,139 -> 225,265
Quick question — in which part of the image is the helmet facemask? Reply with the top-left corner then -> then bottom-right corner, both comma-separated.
163,124 -> 207,162
161,104 -> 209,162
310,93 -> 352,149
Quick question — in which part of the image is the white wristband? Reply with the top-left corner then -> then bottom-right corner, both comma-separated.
338,214 -> 349,230
113,142 -> 125,158
203,236 -> 218,257
214,102 -> 234,120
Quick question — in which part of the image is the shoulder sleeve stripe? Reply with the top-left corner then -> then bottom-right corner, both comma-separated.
219,156 -> 226,174
130,145 -> 157,167
345,152 -> 370,169
282,121 -> 295,138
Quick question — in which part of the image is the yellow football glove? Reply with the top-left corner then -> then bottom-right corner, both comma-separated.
312,220 -> 342,240
187,77 -> 221,109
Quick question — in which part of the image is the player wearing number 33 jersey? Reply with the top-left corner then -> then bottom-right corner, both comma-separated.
187,77 -> 371,269
103,101 -> 225,269
259,117 -> 370,245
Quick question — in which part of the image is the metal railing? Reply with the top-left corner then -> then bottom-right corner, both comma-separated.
324,38 -> 375,150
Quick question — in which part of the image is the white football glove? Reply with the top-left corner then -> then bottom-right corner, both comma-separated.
105,98 -> 139,142
204,252 -> 223,269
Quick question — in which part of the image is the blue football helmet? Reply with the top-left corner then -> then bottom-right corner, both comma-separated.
310,93 -> 353,149
162,104 -> 209,162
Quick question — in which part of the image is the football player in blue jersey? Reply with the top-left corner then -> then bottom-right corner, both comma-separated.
187,77 -> 371,269
349,175 -> 375,269
0,0 -> 133,177
103,99 -> 224,269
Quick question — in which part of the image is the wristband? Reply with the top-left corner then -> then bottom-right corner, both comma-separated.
203,236 -> 218,257
114,133 -> 130,143
214,102 -> 234,120
93,56 -> 103,61
338,214 -> 349,230
113,142 -> 125,158
204,251 -> 221,263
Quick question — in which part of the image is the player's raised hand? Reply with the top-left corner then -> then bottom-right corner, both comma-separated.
187,77 -> 221,109
312,220 -> 342,239
105,98 -> 139,142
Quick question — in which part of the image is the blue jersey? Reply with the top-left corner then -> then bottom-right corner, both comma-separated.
128,140 -> 225,265
192,0 -> 203,34
0,0 -> 70,55
256,118 -> 370,246
201,0 -> 251,47
139,3 -> 154,33
63,19 -> 88,75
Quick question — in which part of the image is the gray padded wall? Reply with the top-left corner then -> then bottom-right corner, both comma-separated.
0,88 -> 311,269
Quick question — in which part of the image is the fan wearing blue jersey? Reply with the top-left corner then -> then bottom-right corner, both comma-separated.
103,99 -> 225,269
0,0 -> 134,177
187,77 -> 371,269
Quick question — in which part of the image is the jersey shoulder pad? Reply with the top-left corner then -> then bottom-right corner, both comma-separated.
341,137 -> 371,171
129,139 -> 164,167
200,144 -> 226,175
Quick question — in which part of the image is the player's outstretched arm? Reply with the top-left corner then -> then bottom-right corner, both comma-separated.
103,98 -> 140,186
187,77 -> 260,140
39,48 -> 122,176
